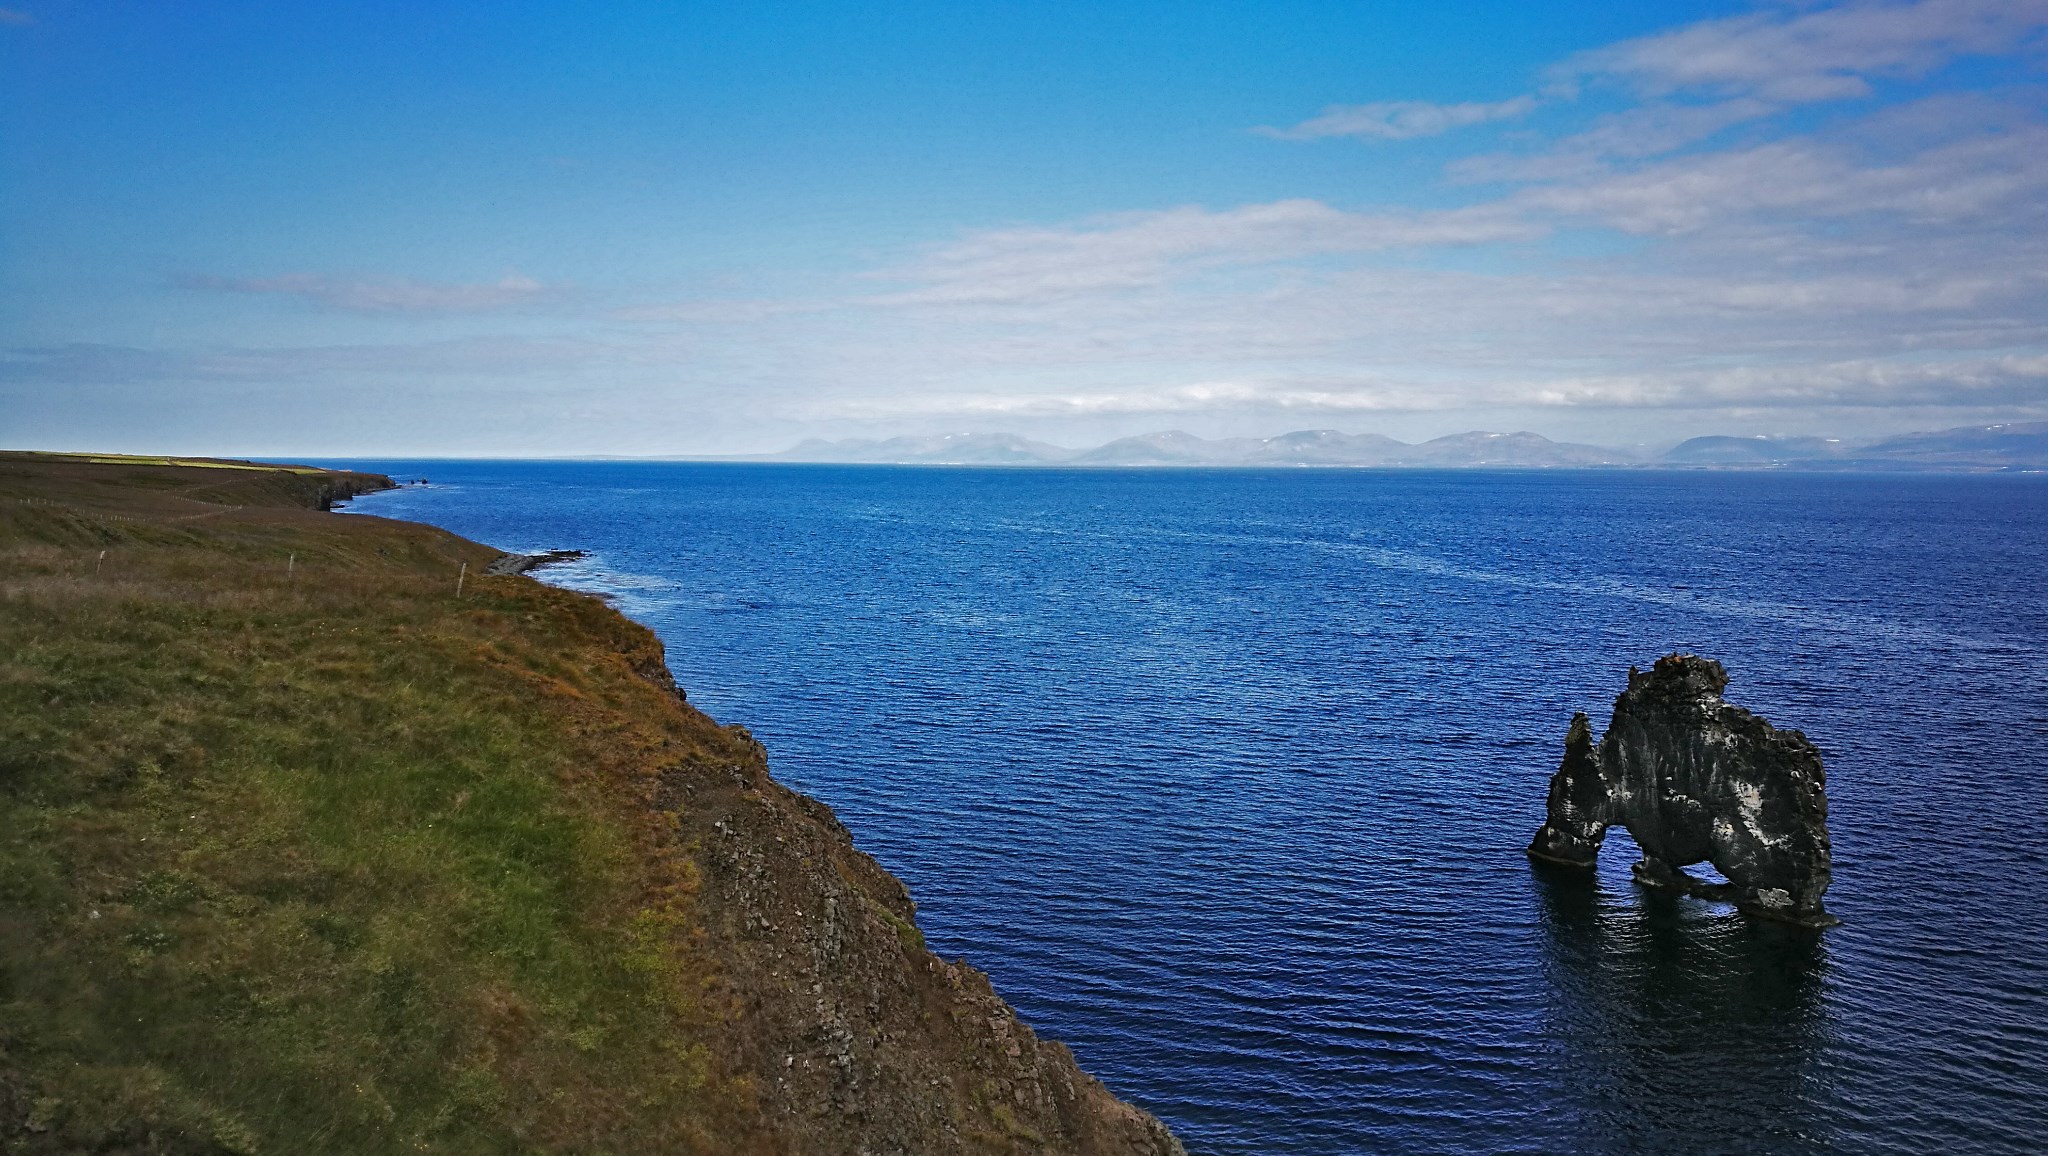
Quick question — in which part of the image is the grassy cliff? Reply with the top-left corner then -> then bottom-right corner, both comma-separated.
0,453 -> 1180,1155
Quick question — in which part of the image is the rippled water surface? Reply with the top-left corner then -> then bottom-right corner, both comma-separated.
341,463 -> 2048,1154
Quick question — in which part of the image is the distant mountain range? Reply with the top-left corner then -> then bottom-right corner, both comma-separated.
746,421 -> 2048,471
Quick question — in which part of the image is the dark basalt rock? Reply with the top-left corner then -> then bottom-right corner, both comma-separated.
483,548 -> 587,576
1528,654 -> 1838,927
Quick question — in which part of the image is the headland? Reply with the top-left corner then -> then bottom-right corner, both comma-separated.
0,451 -> 1179,1154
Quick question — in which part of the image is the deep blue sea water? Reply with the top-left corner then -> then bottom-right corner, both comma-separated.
337,463 -> 2048,1155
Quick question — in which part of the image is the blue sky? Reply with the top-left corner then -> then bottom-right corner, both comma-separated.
4,0 -> 2046,454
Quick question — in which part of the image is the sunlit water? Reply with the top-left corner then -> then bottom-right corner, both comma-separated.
339,463 -> 2048,1154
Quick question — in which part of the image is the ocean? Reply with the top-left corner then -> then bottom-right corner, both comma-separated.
337,462 -> 2048,1154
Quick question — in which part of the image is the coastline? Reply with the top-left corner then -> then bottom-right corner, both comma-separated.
0,452 -> 1181,1154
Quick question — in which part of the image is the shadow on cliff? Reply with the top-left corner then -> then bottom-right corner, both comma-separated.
1527,837 -> 1838,1155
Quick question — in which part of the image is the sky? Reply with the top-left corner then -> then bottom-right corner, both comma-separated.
3,0 -> 2047,456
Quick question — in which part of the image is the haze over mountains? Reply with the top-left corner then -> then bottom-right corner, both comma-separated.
752,422 -> 2048,471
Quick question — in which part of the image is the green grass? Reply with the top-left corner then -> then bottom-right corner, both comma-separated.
0,454 -> 764,1153
33,451 -> 330,474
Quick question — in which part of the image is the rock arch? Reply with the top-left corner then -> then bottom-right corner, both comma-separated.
1528,654 -> 1837,928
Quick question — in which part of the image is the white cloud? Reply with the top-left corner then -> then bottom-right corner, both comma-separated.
179,271 -> 551,313
1449,99 -> 1779,182
1556,0 -> 2048,103
806,353 -> 2048,424
873,199 -> 1536,307
1261,96 -> 1539,141
613,298 -> 824,323
1287,0 -> 2048,167
1522,353 -> 2048,409
802,77 -> 2048,427
0,336 -> 600,384
1511,120 -> 2048,234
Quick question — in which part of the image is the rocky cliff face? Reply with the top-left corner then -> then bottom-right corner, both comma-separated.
507,574 -> 1186,1154
668,717 -> 1185,1154
1528,655 -> 1837,928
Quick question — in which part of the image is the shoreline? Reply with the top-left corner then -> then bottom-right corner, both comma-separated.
0,452 -> 1183,1154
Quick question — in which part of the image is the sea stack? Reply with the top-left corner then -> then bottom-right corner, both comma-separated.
1528,654 -> 1837,928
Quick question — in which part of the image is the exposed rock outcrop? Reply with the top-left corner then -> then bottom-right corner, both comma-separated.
484,548 -> 587,575
1528,655 -> 1837,928
674,723 -> 1185,1155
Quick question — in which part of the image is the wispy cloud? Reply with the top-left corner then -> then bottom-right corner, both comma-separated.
1556,0 -> 2048,103
1274,0 -> 2048,158
1517,353 -> 2048,410
807,353 -> 2048,423
1449,98 -> 1779,182
0,336 -> 599,385
816,61 -> 2048,426
613,297 -> 826,323
1260,96 -> 1539,141
802,376 -> 1494,421
0,9 -> 33,27
864,103 -> 2048,313
178,271 -> 551,314
873,199 -> 1535,307
1511,119 -> 2048,234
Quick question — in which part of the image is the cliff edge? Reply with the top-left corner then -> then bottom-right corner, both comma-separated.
0,452 -> 1180,1154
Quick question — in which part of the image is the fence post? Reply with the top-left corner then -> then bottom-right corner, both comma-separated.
456,561 -> 467,598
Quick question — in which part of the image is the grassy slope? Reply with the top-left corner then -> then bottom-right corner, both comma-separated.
0,454 -> 1186,1156
0,454 -> 774,1153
